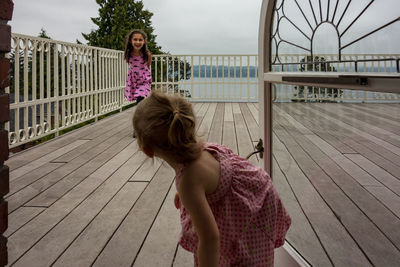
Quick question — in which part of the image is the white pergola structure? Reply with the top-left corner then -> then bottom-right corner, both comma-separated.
258,0 -> 399,265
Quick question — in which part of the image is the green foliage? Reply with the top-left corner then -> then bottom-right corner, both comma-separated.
82,0 -> 162,54
294,56 -> 342,102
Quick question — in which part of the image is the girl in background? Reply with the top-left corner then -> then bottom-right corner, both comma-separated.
133,91 -> 291,267
124,29 -> 152,137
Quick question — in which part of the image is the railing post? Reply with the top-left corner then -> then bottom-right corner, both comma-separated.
94,49 -> 98,122
54,42 -> 59,136
0,1 -> 13,265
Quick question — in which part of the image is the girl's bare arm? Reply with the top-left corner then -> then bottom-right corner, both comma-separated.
178,168 -> 220,267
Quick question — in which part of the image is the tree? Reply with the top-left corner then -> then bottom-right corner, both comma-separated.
82,0 -> 162,54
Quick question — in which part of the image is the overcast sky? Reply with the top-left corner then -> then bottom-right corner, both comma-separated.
10,0 -> 262,54
10,0 -> 399,55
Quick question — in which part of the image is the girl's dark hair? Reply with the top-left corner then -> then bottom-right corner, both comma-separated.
124,29 -> 149,63
133,92 -> 201,163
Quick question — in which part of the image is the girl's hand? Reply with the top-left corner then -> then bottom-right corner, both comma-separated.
174,192 -> 180,209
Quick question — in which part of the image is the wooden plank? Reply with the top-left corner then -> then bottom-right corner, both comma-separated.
52,121 -> 129,163
239,103 -> 259,141
273,105 -> 313,135
52,182 -> 147,267
303,134 -> 400,249
9,139 -> 89,181
194,103 -> 209,133
92,163 -> 175,267
338,104 -> 400,133
290,103 -> 400,176
8,163 -> 64,197
272,144 -> 332,267
345,104 -> 400,127
281,104 -> 357,154
274,115 -> 400,265
6,109 -> 130,170
9,142 -> 140,266
224,103 -> 233,122
371,103 -> 400,116
246,102 -> 259,125
196,102 -> 209,118
364,185 -> 400,218
133,181 -> 181,266
342,138 -> 400,178
192,102 -> 203,114
233,110 -> 257,165
83,111 -> 132,140
272,126 -> 371,266
310,104 -> 400,155
305,135 -> 381,186
345,153 -> 400,195
208,103 -> 224,144
6,128 -> 131,213
222,102 -> 237,153
298,103 -> 400,163
4,207 -> 45,238
129,157 -> 162,182
197,103 -> 217,141
27,135 -> 138,207
173,245 -> 193,267
232,103 -> 241,114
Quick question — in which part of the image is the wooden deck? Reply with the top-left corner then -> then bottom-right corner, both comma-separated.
5,102 -> 400,266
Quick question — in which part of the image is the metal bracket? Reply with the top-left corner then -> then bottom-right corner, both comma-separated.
246,139 -> 264,159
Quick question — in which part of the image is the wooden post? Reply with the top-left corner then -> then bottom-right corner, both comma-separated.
0,0 -> 13,265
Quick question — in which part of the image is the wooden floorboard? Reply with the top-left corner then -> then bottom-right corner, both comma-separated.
273,106 -> 400,266
273,121 -> 372,266
272,138 -> 333,267
7,110 -> 130,170
4,102 -> 400,266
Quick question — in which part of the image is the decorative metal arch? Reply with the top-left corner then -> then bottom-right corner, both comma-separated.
270,0 -> 400,70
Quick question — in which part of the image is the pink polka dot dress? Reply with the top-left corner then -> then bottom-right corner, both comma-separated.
125,55 -> 152,102
175,143 -> 291,266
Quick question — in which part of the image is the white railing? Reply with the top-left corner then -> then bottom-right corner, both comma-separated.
152,55 -> 259,102
6,33 -> 400,148
7,33 -> 130,148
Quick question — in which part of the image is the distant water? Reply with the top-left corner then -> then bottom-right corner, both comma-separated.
176,77 -> 259,101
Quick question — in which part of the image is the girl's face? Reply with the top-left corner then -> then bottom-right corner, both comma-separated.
131,33 -> 145,52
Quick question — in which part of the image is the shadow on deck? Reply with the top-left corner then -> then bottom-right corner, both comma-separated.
5,102 -> 400,266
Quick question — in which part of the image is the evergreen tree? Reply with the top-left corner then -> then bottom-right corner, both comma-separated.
82,0 -> 162,54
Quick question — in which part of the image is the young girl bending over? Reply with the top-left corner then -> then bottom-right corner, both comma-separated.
133,92 -> 291,267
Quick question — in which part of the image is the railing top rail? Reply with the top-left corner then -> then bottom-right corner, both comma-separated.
11,33 -> 124,53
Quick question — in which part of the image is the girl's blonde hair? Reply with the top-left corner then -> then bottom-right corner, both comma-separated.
133,92 -> 201,163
